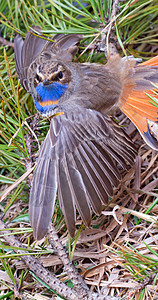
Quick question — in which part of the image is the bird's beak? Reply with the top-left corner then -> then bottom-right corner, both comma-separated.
43,79 -> 52,86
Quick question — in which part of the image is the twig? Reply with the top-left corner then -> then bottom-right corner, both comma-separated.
9,119 -> 40,150
0,220 -> 120,299
0,36 -> 14,48
49,225 -> 89,297
0,220 -> 80,300
49,225 -> 121,300
111,0 -> 120,19
0,165 -> 36,202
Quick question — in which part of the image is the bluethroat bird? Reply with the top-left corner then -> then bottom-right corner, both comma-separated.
14,26 -> 158,240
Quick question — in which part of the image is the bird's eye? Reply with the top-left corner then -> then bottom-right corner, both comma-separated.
36,74 -> 41,82
58,71 -> 63,79
34,73 -> 43,87
48,70 -> 64,82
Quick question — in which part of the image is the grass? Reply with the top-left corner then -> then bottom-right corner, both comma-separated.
0,0 -> 158,299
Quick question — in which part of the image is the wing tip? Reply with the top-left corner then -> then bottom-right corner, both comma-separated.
33,227 -> 48,240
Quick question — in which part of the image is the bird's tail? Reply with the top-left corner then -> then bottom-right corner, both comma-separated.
120,56 -> 158,150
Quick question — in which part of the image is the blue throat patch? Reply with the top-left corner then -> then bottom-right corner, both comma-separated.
34,82 -> 68,114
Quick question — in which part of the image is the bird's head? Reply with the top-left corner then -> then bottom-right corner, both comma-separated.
29,59 -> 72,117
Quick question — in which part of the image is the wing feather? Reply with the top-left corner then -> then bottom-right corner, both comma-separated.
41,34 -> 83,61
29,155 -> 57,240
29,107 -> 137,239
57,158 -> 76,237
14,26 -> 47,90
79,143 -> 113,196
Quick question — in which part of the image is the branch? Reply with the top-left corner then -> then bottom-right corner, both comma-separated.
0,37 -> 14,48
49,225 -> 121,299
0,220 -> 80,300
0,220 -> 120,300
112,0 -> 120,19
49,225 -> 89,298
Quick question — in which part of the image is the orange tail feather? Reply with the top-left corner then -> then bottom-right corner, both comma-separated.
120,56 -> 158,150
141,56 -> 158,66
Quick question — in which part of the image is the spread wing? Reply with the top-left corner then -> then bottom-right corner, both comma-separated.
29,107 -> 137,240
14,27 -> 82,91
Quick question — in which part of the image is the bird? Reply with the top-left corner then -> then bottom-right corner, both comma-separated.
14,26 -> 158,240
